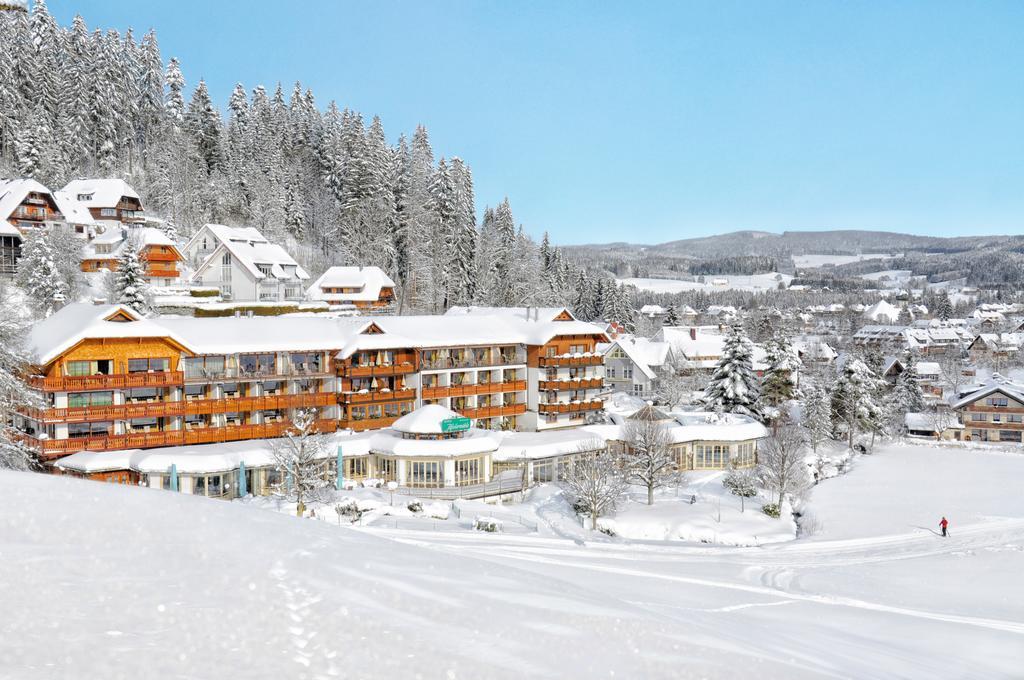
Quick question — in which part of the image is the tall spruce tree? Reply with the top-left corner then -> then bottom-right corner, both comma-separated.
702,326 -> 761,419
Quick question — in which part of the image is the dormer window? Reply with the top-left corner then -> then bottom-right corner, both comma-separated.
77,193 -> 92,201
257,264 -> 272,276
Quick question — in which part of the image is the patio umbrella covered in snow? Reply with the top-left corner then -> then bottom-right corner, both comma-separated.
336,446 -> 344,490
169,464 -> 178,492
237,461 -> 247,497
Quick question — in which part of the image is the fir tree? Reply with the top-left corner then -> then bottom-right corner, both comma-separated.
831,357 -> 886,450
702,326 -> 761,419
760,333 -> 801,411
15,228 -> 67,318
801,382 -> 833,453
114,241 -> 151,314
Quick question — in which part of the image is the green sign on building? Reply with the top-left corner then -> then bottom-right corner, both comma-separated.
440,416 -> 471,433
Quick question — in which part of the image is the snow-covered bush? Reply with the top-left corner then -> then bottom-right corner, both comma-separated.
762,503 -> 781,518
473,517 -> 502,532
407,501 -> 423,513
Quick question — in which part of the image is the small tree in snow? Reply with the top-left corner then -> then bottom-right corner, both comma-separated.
560,443 -> 626,530
114,240 -> 151,314
722,466 -> 757,513
664,304 -> 680,326
759,333 -> 802,416
270,409 -> 328,517
801,382 -> 833,454
701,325 -> 761,420
622,419 -> 678,505
656,355 -> 700,408
15,228 -> 67,318
756,413 -> 810,511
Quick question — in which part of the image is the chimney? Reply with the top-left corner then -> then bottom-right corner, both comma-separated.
689,327 -> 697,341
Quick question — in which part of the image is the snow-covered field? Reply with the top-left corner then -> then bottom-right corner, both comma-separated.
3,441 -> 1023,678
792,253 -> 896,268
619,273 -> 793,294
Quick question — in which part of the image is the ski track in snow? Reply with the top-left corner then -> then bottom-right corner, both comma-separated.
374,515 -> 1024,637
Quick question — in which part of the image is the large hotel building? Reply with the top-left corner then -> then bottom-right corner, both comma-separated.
16,304 -> 609,465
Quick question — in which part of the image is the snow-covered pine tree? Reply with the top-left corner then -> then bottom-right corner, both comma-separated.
831,357 -> 886,450
449,157 -> 477,307
113,239 -> 151,314
15,228 -> 67,318
760,333 -> 801,411
800,382 -> 833,453
887,366 -> 925,434
701,325 -> 761,419
664,304 -> 680,326
0,293 -> 41,471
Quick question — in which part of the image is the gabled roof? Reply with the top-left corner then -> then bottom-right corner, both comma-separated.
60,179 -> 140,208
26,304 -> 183,366
194,238 -> 308,283
51,190 -> 99,227
444,306 -> 573,322
951,378 -> 1024,409
600,337 -> 671,380
0,178 -> 58,237
306,266 -> 396,302
184,223 -> 269,254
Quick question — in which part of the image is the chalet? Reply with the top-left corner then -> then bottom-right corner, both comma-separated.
305,266 -> 396,311
967,333 -> 1024,364
52,190 -> 101,239
80,227 -> 184,286
0,179 -> 65,275
952,377 -> 1024,443
12,303 -> 609,466
60,179 -> 144,226
599,337 -> 673,399
187,224 -> 309,302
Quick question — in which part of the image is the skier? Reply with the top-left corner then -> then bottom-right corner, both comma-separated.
939,516 -> 948,537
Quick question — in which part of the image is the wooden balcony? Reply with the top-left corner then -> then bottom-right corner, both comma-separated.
27,418 -> 339,459
538,399 -> 604,415
142,250 -> 180,262
338,415 -> 400,432
183,392 -> 335,415
538,378 -> 604,391
339,362 -> 417,378
146,267 -> 180,279
29,371 -> 183,392
538,355 -> 603,368
420,380 -> 527,400
34,400 -> 187,424
342,388 -> 416,405
457,404 -> 527,420
420,354 -> 525,371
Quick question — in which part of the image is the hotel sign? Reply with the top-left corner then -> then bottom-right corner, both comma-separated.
441,416 -> 471,433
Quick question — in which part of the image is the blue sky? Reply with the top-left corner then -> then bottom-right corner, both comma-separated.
52,1 -> 1024,244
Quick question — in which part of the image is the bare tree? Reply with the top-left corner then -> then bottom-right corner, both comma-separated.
937,350 -> 966,399
756,414 -> 810,510
656,356 -> 702,408
270,409 -> 329,516
929,407 -> 955,441
622,419 -> 679,505
560,442 -> 626,530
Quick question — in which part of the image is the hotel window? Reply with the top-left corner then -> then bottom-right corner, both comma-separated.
377,457 -> 396,481
383,402 -> 400,418
545,347 -> 557,357
185,384 -> 206,400
220,382 -> 240,397
193,474 -> 227,497
100,208 -> 117,217
240,354 -> 275,375
344,457 -> 368,480
68,391 -> 113,408
127,417 -> 159,432
261,380 -> 282,395
125,387 -> 160,402
128,357 -> 169,373
291,352 -> 322,373
224,412 -> 243,426
67,359 -> 111,376
69,421 -> 110,438
695,444 -> 727,469
999,430 -> 1022,442
408,461 -> 442,488
455,458 -> 482,486
971,413 -> 986,421
261,409 -> 283,422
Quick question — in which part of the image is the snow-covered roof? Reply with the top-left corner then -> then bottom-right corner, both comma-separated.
156,315 -> 373,355
51,190 -> 99,226
864,300 -> 900,322
639,304 -> 666,316
368,427 -> 501,458
904,412 -> 963,432
951,377 -> 1024,409
584,410 -> 768,445
27,304 -> 179,366
81,226 -> 177,261
444,306 -> 576,322
0,178 -> 57,231
194,237 -> 308,283
493,429 -> 604,462
60,178 -> 140,208
915,362 -> 941,377
392,404 -> 463,435
306,266 -> 395,302
600,337 -> 671,379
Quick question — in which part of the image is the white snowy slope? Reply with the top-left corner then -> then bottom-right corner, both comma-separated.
3,442 -> 1024,679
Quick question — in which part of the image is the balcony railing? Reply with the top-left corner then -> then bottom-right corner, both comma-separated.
420,380 -> 527,400
538,355 -> 603,368
338,362 -> 417,378
457,404 -> 526,420
29,371 -> 183,392
538,399 -> 604,415
184,365 -> 331,382
24,418 -> 338,458
338,415 -> 400,432
420,354 -> 525,370
538,378 -> 604,391
342,388 -> 416,405
183,392 -> 334,415
33,400 -> 187,424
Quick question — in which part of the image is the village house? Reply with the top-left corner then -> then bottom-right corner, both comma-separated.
305,266 -> 396,311
0,178 -> 66,276
952,376 -> 1024,443
185,224 -> 309,302
80,226 -> 184,286
599,336 -> 673,399
60,179 -> 144,227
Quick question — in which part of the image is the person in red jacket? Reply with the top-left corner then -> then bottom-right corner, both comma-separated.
940,517 -> 949,537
